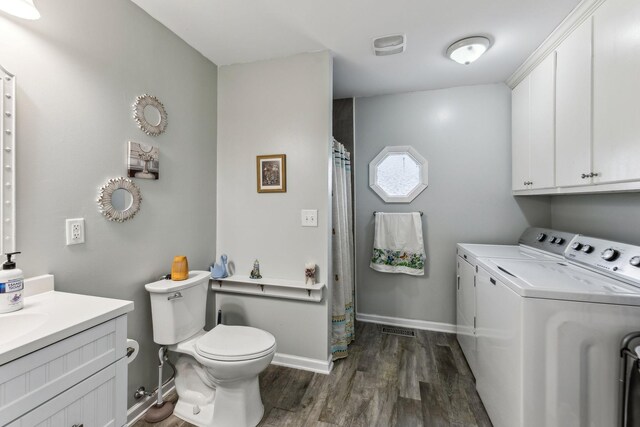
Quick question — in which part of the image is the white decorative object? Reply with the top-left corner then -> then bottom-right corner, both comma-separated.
97,177 -> 142,222
304,262 -> 316,285
369,146 -> 428,203
133,94 -> 168,136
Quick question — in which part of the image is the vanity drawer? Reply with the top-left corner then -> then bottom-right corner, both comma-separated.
0,316 -> 127,426
6,357 -> 127,427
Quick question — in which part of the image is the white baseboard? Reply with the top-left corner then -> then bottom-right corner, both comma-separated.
271,352 -> 333,375
127,380 -> 175,426
356,312 -> 456,334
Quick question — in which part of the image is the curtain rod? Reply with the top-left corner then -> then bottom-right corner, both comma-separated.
373,211 -> 423,216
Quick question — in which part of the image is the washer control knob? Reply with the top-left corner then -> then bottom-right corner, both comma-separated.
571,242 -> 583,251
581,245 -> 594,253
555,237 -> 565,245
536,233 -> 547,242
549,236 -> 557,244
601,248 -> 619,261
630,256 -> 640,267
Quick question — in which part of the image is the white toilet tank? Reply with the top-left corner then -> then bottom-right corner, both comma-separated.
145,270 -> 211,345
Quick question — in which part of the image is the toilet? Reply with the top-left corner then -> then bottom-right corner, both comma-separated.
145,270 -> 276,427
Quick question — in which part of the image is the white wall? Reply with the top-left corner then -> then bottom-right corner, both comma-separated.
551,193 -> 640,244
216,52 -> 333,362
355,84 -> 551,326
1,0 -> 218,407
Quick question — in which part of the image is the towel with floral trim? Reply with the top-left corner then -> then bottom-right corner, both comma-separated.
370,212 -> 425,276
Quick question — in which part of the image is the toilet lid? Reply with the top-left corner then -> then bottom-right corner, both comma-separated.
195,324 -> 276,361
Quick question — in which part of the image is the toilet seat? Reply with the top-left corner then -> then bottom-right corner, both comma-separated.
195,324 -> 276,362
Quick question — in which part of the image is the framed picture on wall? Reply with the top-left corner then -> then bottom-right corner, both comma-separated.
256,154 -> 286,193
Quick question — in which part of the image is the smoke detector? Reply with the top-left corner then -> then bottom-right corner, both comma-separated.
372,34 -> 406,56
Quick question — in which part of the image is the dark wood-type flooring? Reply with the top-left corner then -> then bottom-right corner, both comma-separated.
134,322 -> 492,427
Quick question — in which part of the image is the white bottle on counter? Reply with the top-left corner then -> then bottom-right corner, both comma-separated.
0,252 -> 23,313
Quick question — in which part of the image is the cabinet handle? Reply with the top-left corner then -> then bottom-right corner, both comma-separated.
489,278 -> 496,285
581,173 -> 589,179
72,424 -> 84,427
590,172 -> 599,178
457,275 -> 460,290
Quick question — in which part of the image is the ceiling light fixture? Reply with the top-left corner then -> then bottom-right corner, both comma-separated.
446,36 -> 491,65
0,0 -> 40,20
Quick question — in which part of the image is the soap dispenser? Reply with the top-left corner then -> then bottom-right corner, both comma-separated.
0,251 -> 23,313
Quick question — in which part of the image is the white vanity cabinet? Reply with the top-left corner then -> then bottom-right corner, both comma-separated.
593,0 -> 640,185
456,254 -> 477,374
511,54 -> 556,191
0,316 -> 128,427
555,17 -> 593,188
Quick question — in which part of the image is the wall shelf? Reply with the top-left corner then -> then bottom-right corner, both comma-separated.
211,275 -> 325,302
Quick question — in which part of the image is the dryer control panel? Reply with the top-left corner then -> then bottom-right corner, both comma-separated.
565,236 -> 640,287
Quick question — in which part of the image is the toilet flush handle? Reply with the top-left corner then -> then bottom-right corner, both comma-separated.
167,291 -> 183,301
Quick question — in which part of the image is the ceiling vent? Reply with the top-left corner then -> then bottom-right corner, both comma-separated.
373,34 -> 406,56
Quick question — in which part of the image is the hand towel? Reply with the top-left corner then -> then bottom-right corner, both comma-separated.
370,212 -> 425,276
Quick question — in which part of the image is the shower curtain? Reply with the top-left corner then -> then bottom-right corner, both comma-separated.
331,139 -> 355,360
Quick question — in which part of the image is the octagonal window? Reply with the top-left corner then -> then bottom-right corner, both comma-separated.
369,146 -> 428,203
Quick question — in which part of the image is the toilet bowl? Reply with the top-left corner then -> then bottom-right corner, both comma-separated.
145,271 -> 276,427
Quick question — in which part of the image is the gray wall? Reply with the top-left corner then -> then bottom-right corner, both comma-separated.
355,84 -> 551,325
551,194 -> 640,244
1,0 -> 217,407
216,52 -> 332,362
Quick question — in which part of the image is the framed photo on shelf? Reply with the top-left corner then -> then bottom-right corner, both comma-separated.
256,154 -> 286,193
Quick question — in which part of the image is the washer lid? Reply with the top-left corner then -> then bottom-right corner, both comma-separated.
478,258 -> 640,305
196,324 -> 276,361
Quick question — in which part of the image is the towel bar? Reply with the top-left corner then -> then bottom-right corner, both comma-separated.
373,211 -> 423,216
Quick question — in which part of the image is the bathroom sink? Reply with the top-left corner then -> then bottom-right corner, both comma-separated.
0,312 -> 48,342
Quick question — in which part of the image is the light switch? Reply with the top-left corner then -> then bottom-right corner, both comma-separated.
301,209 -> 318,227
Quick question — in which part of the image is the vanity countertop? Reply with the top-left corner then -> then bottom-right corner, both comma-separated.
0,291 -> 133,365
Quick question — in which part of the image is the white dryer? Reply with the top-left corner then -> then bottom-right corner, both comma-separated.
456,228 -> 578,375
475,235 -> 640,427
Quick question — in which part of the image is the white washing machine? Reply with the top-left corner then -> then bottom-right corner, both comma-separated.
475,235 -> 640,427
456,228 -> 578,375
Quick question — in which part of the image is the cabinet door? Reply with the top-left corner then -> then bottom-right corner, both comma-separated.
8,358 -> 127,427
593,0 -> 640,184
512,77 -> 530,190
456,256 -> 476,375
529,54 -> 556,189
556,17 -> 593,187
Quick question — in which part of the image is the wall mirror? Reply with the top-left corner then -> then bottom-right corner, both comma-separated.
0,65 -> 16,255
369,146 -> 428,203
97,177 -> 142,222
133,94 -> 168,136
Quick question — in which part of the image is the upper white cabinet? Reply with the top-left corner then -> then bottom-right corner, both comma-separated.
512,78 -> 530,191
511,55 -> 556,191
593,0 -> 640,184
511,0 -> 640,195
556,17 -> 593,187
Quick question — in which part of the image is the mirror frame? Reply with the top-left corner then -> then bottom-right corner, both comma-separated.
133,94 -> 168,136
97,177 -> 142,222
369,145 -> 428,203
0,65 -> 16,254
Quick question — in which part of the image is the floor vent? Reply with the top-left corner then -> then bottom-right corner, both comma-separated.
381,325 -> 416,337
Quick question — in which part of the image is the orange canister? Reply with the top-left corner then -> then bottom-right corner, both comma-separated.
171,255 -> 189,281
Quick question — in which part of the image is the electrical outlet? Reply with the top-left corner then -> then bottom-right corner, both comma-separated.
66,218 -> 85,245
301,209 -> 318,227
